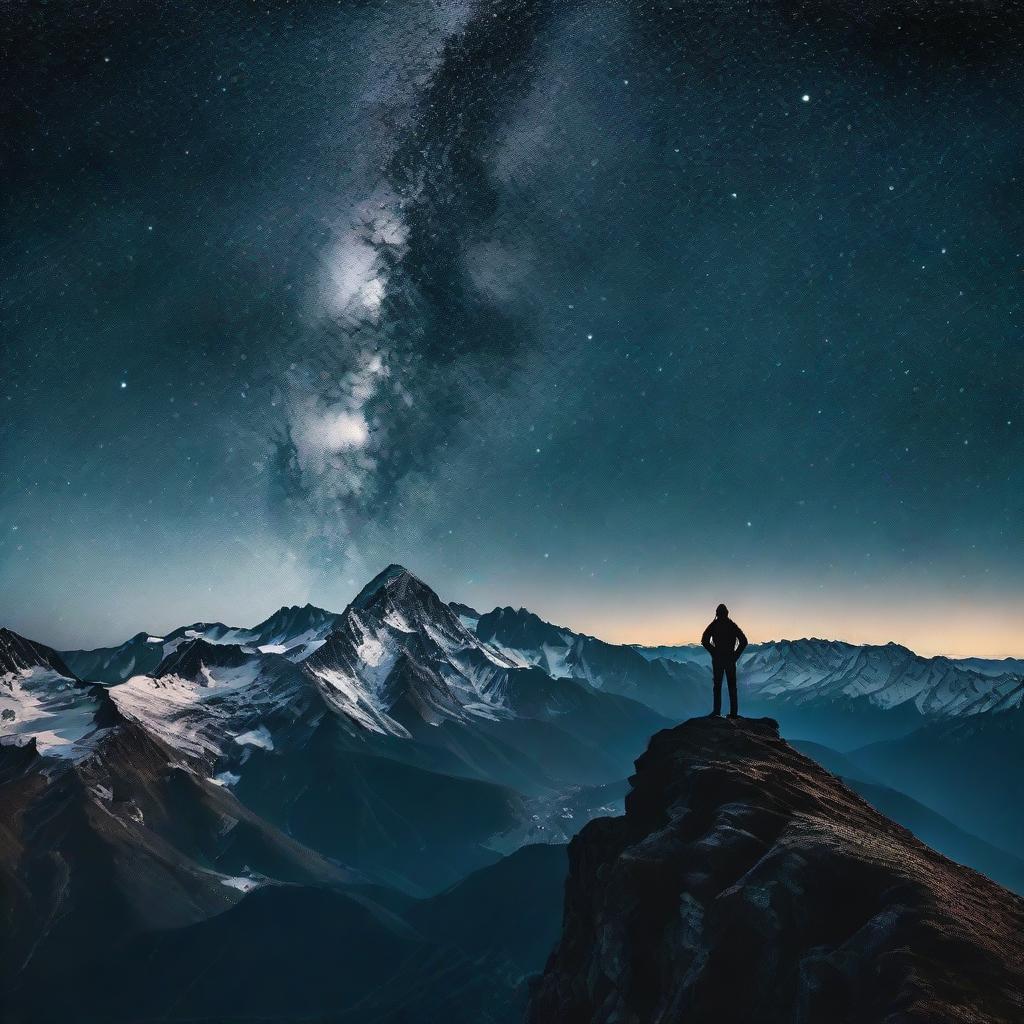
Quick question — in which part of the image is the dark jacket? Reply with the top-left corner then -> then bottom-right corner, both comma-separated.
701,617 -> 748,664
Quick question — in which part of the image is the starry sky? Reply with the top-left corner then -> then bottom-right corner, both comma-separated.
3,0 -> 1023,655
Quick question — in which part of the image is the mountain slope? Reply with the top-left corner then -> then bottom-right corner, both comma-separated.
406,842 -> 568,977
110,638 -> 321,765
231,713 -> 525,894
24,884 -> 519,1024
0,627 -> 117,758
850,709 -> 1024,855
529,716 -> 1024,1024
0,717 -> 356,999
791,738 -> 1024,894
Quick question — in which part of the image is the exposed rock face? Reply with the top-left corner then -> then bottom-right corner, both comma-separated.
528,716 -> 1024,1024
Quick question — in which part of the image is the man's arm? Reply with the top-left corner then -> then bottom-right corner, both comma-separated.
734,625 -> 748,660
701,622 -> 714,655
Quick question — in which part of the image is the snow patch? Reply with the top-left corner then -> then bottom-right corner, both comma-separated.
0,668 -> 102,759
220,875 -> 260,893
233,725 -> 274,751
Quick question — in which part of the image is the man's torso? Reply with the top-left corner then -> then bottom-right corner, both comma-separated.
707,618 -> 742,661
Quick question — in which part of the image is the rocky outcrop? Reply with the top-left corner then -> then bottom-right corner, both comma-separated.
528,716 -> 1024,1024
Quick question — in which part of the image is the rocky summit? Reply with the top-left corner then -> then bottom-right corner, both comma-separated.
528,716 -> 1024,1024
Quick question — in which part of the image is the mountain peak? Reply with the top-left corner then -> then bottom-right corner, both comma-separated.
529,715 -> 1024,1024
351,564 -> 426,609
0,627 -> 78,679
154,638 -> 252,678
248,601 -> 337,637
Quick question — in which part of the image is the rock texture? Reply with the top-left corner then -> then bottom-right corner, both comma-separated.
528,716 -> 1024,1024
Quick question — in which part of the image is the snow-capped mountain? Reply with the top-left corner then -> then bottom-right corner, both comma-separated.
62,604 -> 343,684
0,628 -> 116,759
474,606 -> 708,719
706,637 -> 1023,718
303,565 -> 523,738
478,613 -> 1024,753
110,639 -> 320,766
297,567 -> 670,800
16,566 -> 669,895
42,575 -> 1024,766
636,637 -> 1024,720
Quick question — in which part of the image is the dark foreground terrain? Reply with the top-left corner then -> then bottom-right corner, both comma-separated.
529,716 -> 1024,1024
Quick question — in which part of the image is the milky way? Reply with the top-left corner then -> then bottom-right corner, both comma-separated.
3,1 -> 1023,654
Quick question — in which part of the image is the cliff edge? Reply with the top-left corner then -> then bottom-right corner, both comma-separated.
528,716 -> 1024,1024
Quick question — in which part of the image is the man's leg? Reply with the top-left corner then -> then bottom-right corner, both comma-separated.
711,662 -> 724,715
726,660 -> 738,717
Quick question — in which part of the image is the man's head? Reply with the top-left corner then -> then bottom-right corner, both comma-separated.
716,603 -> 729,619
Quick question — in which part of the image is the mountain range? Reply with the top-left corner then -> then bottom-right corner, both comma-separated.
3,564 -> 1023,1021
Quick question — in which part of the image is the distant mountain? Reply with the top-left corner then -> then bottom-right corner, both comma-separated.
0,627 -> 117,758
1,627 -> 79,677
61,631 -> 170,684
244,601 -> 344,657
406,842 -> 567,979
850,709 -> 1024,856
37,569 -> 1024,888
639,636 -> 1024,748
792,739 -> 1024,894
301,566 -> 671,794
741,639 -> 1024,716
112,638 -> 319,762
62,604 -> 344,684
108,630 -> 530,894
449,600 -> 482,628
475,605 -> 708,719
529,717 -> 1024,1024
26,884 -> 520,1024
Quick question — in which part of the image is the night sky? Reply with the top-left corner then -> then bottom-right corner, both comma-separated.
3,1 -> 1023,655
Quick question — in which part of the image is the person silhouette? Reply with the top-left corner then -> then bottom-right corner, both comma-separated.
700,603 -> 748,718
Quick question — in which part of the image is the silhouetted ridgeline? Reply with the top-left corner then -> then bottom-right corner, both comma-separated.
529,716 -> 1024,1024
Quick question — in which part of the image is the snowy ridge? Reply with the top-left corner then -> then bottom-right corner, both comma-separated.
0,667 -> 107,759
303,567 -> 520,737
109,642 -> 318,766
0,628 -> 111,759
737,639 -> 1024,715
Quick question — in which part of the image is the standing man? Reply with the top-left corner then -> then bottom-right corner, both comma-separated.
701,603 -> 748,718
